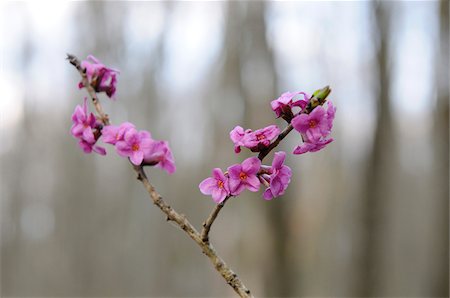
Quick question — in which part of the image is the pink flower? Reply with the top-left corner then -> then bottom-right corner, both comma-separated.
291,101 -> 336,154
115,128 -> 154,165
229,125 -> 280,153
71,98 -> 97,143
245,125 -> 280,151
271,91 -> 310,119
199,168 -> 230,203
326,101 -> 336,131
291,106 -> 329,142
102,122 -> 135,145
143,140 -> 176,174
79,55 -> 119,99
262,151 -> 292,200
293,138 -> 333,155
70,98 -> 106,155
227,157 -> 261,195
78,139 -> 107,155
230,126 -> 251,153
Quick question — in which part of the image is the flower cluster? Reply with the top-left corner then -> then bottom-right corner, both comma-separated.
78,55 -> 119,99
291,101 -> 335,154
70,55 -> 175,174
70,98 -> 106,155
102,123 -> 175,173
199,154 -> 291,203
200,88 -> 335,203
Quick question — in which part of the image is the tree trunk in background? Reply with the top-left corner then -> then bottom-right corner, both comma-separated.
432,0 -> 449,296
360,1 -> 394,296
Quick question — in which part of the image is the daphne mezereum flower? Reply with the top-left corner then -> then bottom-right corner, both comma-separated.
227,157 -> 261,196
291,101 -> 336,154
262,151 -> 292,200
143,140 -> 176,174
115,128 -> 154,165
79,55 -> 119,99
102,122 -> 135,145
271,91 -> 310,119
70,97 -> 106,155
199,168 -> 230,203
230,125 -> 280,153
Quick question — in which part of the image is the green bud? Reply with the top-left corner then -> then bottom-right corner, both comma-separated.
312,86 -> 331,104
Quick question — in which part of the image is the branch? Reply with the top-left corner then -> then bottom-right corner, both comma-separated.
201,196 -> 231,244
68,54 -> 253,298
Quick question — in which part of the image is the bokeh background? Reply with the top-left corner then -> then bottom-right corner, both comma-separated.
1,1 -> 448,297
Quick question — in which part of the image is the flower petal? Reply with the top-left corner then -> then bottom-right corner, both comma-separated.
241,157 -> 261,174
272,151 -> 286,169
199,177 -> 216,195
263,188 -> 274,200
245,175 -> 260,192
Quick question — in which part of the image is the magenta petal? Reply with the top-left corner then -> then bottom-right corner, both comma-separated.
212,168 -> 225,180
272,151 -> 286,169
245,175 -> 260,192
124,128 -> 138,143
130,151 -> 144,165
229,178 -> 243,195
293,145 -> 309,155
211,188 -> 225,203
232,183 -> 246,196
227,164 -> 242,178
93,145 -> 107,156
199,177 -> 216,195
115,141 -> 131,157
71,124 -> 84,137
159,160 -> 176,174
241,157 -> 261,174
82,128 -> 95,143
263,188 -> 274,200
291,114 -> 310,133
270,178 -> 283,196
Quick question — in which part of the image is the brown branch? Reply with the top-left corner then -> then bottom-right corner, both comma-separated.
68,54 -> 253,298
201,196 -> 231,244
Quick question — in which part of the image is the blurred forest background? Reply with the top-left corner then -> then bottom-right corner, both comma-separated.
1,1 -> 448,297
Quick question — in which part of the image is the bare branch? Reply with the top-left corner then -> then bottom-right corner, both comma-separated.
201,196 -> 231,244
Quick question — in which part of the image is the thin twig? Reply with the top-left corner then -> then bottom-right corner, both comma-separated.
68,54 -> 253,298
201,196 -> 231,243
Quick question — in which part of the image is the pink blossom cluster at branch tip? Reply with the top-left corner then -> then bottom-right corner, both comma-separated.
292,101 -> 336,154
200,88 -> 336,203
70,98 -> 106,155
79,55 -> 119,99
70,55 -> 175,174
230,125 -> 280,153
